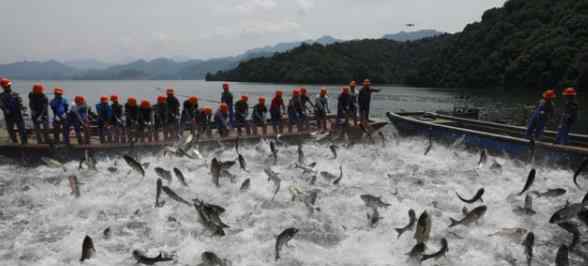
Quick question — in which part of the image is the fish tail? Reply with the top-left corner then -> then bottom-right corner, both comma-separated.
394,228 -> 404,239
449,218 -> 459,227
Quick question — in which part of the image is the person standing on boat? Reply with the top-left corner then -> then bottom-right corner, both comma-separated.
124,97 -> 140,143
287,89 -> 302,133
96,96 -> 113,144
214,103 -> 230,137
269,90 -> 286,134
234,95 -> 251,136
252,96 -> 268,136
181,96 -> 199,136
28,83 -> 50,144
349,80 -> 358,126
299,88 -> 314,130
555,88 -> 578,145
197,106 -> 213,137
138,100 -> 154,143
153,95 -> 168,142
0,78 -> 27,144
65,96 -> 91,145
358,79 -> 380,128
110,95 -> 124,143
314,88 -> 330,132
336,87 -> 352,128
50,88 -> 68,143
526,89 -> 556,140
221,83 -> 235,127
166,89 -> 180,140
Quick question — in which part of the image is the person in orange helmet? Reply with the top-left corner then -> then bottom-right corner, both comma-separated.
214,103 -> 230,137
555,88 -> 578,145
221,83 -> 235,127
252,96 -> 268,135
358,79 -> 380,128
96,96 -> 113,143
181,96 -> 199,136
29,83 -> 50,143
138,99 -> 154,142
153,95 -> 168,142
165,88 -> 180,140
349,80 -> 358,126
197,106 -> 213,137
64,96 -> 92,144
0,78 -> 27,144
526,89 -> 556,140
336,87 -> 352,128
234,95 -> 251,136
269,90 -> 286,134
125,97 -> 140,142
298,88 -> 315,131
287,89 -> 303,132
49,88 -> 69,143
110,95 -> 124,143
314,87 -> 330,132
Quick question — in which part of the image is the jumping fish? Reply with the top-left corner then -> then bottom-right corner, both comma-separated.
518,169 -> 536,196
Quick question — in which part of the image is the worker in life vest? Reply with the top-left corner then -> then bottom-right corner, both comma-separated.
252,96 -> 268,136
526,89 -> 556,140
555,88 -> 578,145
314,88 -> 330,132
336,87 -> 352,128
299,88 -> 315,131
110,95 -> 124,143
166,88 -> 180,140
181,96 -> 199,136
125,97 -> 140,143
349,80 -> 358,126
287,89 -> 303,132
65,96 -> 92,144
234,95 -> 251,136
358,79 -> 380,128
95,96 -> 113,143
50,88 -> 69,143
197,106 -> 213,137
269,90 -> 286,134
138,100 -> 154,142
0,78 -> 27,144
214,103 -> 230,137
29,83 -> 50,143
221,83 -> 235,127
153,95 -> 168,142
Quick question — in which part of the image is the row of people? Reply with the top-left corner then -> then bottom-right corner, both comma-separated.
526,88 -> 578,145
0,78 -> 379,145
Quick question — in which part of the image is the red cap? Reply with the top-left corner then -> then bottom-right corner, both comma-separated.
0,78 -> 12,88
140,100 -> 151,108
220,103 -> 229,113
300,88 -> 307,95
240,95 -> 248,102
563,87 -> 577,96
293,89 -> 300,96
32,83 -> 45,94
74,96 -> 85,105
543,89 -> 556,100
54,88 -> 64,95
157,95 -> 166,103
110,95 -> 119,102
189,96 -> 198,104
100,96 -> 109,103
128,97 -> 137,106
223,83 -> 229,91
203,107 -> 213,114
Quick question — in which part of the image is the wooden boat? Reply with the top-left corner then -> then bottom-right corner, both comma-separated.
386,112 -> 588,167
0,115 -> 387,160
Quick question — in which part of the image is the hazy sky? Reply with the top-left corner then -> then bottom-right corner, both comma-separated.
0,0 -> 506,64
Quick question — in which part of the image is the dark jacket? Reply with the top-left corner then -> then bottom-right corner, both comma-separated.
182,100 -> 198,121
111,102 -> 123,125
358,87 -> 379,109
252,104 -> 267,122
153,103 -> 168,127
235,100 -> 249,117
337,93 -> 351,113
167,96 -> 180,121
125,104 -> 140,126
560,101 -> 578,127
138,107 -> 153,127
28,92 -> 49,122
0,90 -> 24,118
221,92 -> 234,108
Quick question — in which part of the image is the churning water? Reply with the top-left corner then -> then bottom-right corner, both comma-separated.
0,127 -> 587,265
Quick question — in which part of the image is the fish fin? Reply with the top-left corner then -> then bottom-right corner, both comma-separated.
395,228 -> 404,239
479,197 -> 484,203
449,218 -> 459,228
530,191 -> 540,197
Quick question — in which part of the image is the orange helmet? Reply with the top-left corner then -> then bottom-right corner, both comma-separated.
293,89 -> 300,96
110,95 -> 119,102
100,96 -> 109,103
74,96 -> 85,105
563,87 -> 577,96
543,89 -> 556,100
350,80 -> 357,87
54,88 -> 64,95
166,88 -> 174,95
0,78 -> 12,88
157,95 -> 166,103
32,83 -> 45,94
276,90 -> 283,97
223,83 -> 230,91
363,79 -> 371,86
220,103 -> 229,113
140,100 -> 151,108
258,96 -> 266,103
342,87 -> 350,95
300,88 -> 307,95
203,106 -> 213,114
189,96 -> 198,104
240,95 -> 248,102
320,88 -> 327,96
128,97 -> 137,106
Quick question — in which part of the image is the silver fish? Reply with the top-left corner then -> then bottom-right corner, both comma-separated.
297,143 -> 304,164
238,154 -> 247,171
557,222 -> 580,249
414,211 -> 431,244
518,169 -> 536,196
421,238 -> 448,261
123,155 -> 145,177
488,227 -> 528,242
367,207 -> 382,227
68,175 -> 80,198
530,188 -> 566,198
211,158 -> 221,187
449,205 -> 487,227
360,194 -> 391,209
550,201 -> 588,223
161,186 -> 191,206
275,228 -> 298,261
456,188 -> 484,204
395,209 -> 416,238
333,166 -> 344,185
573,158 -> 588,188
555,245 -> 569,266
80,235 -> 95,262
155,179 -> 164,207
406,242 -> 425,258
240,178 -> 250,192
514,195 -> 536,215
155,167 -> 173,182
173,168 -> 188,186
329,144 -> 338,159
199,251 -> 229,266
132,250 -> 173,264
522,232 -> 534,266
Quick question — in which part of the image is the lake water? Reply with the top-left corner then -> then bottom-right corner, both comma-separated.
7,80 -> 588,133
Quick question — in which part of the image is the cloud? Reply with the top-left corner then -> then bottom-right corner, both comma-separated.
296,0 -> 315,15
237,0 -> 277,14
240,20 -> 301,38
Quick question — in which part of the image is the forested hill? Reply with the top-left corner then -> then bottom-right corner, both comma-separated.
207,0 -> 588,90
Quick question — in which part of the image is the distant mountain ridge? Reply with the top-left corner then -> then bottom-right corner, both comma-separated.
382,29 -> 445,41
0,32 -> 434,80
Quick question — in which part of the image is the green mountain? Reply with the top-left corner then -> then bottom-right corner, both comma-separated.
207,0 -> 588,90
